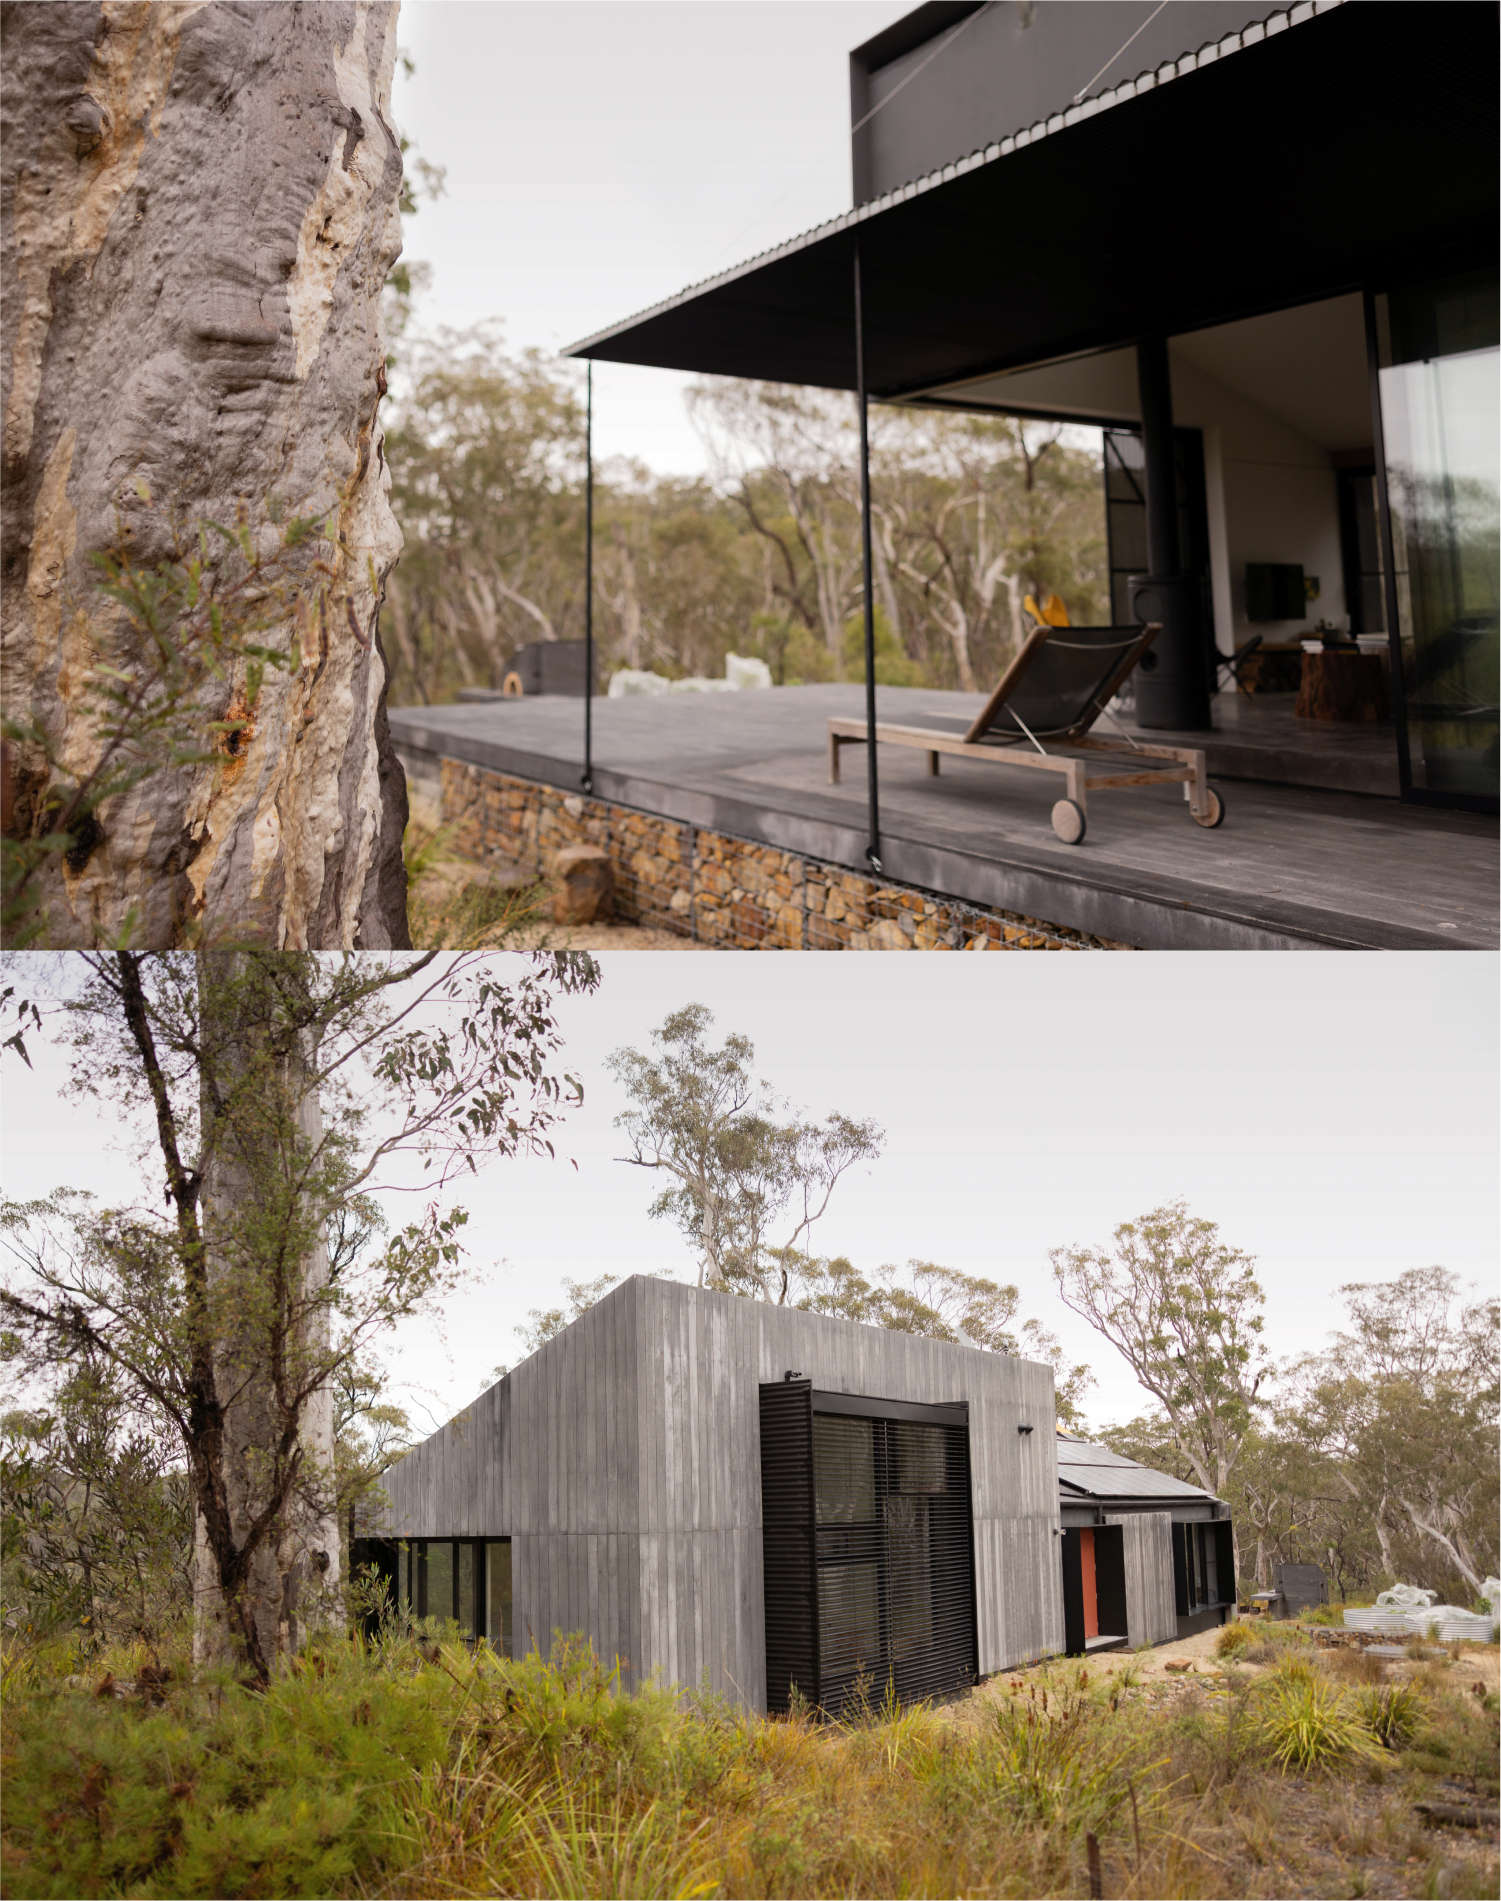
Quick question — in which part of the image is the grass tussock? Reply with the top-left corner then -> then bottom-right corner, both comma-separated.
1,1629 -> 1496,1899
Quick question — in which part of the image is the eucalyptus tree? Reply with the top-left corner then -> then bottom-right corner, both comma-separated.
1052,1201 -> 1269,1580
1287,1267 -> 1498,1598
1,4 -> 409,948
789,1253 -> 1093,1426
0,948 -> 598,1681
608,1004 -> 882,1302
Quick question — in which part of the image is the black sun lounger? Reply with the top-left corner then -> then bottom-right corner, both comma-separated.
827,622 -> 1226,844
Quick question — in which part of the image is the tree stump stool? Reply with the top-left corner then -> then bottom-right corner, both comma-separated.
1296,651 -> 1389,721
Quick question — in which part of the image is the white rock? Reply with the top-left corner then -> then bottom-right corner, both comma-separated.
668,676 -> 734,693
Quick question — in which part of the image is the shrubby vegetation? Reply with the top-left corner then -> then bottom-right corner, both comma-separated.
1,1621 -> 1494,1899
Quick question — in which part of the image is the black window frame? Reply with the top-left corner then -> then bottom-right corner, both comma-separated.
402,1537 -> 512,1654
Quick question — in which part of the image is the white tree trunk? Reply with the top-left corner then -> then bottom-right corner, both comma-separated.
1,1 -> 410,948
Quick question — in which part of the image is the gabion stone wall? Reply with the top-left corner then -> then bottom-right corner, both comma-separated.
438,759 -> 1134,952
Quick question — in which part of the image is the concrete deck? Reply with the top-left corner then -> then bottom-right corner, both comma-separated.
388,685 -> 1498,952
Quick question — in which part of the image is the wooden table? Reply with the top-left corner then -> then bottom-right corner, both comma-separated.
1296,650 -> 1389,721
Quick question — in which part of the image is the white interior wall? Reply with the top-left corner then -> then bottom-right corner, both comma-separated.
1168,354 -> 1346,652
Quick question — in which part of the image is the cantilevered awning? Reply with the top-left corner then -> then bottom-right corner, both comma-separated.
565,1 -> 1498,396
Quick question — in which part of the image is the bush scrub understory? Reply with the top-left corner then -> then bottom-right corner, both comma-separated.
1,1629 -> 1496,1899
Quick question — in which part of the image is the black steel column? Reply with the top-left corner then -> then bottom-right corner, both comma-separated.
582,359 -> 594,793
1129,338 -> 1211,729
854,243 -> 882,872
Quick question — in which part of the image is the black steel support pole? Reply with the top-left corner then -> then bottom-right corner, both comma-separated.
854,243 -> 881,871
582,359 -> 594,792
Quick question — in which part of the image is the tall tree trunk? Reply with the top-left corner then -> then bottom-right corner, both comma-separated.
1,2 -> 411,949
192,954 -> 338,1675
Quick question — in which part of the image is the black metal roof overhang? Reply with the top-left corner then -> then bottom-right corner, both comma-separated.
566,2 -> 1498,398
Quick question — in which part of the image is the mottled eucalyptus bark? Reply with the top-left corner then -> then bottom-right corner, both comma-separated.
191,954 -> 339,1677
1,1 -> 410,947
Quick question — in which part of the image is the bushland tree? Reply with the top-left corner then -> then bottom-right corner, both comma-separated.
608,1004 -> 882,1301
1052,1201 -> 1269,1580
790,1253 -> 1093,1426
1286,1267 -> 1498,1599
604,1006 -> 1089,1425
0,948 -> 598,1681
1,3 -> 409,948
0,1349 -> 193,1650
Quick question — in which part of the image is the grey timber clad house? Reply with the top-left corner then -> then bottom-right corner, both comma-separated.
1057,1434 -> 1236,1650
376,1275 -> 1064,1713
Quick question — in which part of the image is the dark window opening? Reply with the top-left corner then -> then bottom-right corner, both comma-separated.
1336,464 -> 1385,635
396,1538 -> 512,1654
1171,1520 -> 1235,1621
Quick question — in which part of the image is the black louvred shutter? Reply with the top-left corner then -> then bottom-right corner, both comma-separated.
760,1381 -> 818,1714
812,1401 -> 977,1717
1171,1521 -> 1190,1617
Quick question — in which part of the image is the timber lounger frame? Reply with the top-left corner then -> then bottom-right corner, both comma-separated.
827,621 -> 1227,845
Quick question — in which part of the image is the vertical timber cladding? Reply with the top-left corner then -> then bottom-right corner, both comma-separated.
760,1382 -> 979,1716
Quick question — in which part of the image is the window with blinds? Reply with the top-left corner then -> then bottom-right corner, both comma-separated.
761,1383 -> 977,1718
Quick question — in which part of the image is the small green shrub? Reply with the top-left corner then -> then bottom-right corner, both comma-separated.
1357,1682 -> 1425,1750
1215,1622 -> 1255,1659
1253,1673 -> 1380,1773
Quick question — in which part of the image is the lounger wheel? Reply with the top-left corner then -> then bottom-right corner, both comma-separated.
1051,798 -> 1087,845
1191,787 -> 1226,829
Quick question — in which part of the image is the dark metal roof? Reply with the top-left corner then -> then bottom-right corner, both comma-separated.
1056,1435 -> 1220,1505
566,2 -> 1498,397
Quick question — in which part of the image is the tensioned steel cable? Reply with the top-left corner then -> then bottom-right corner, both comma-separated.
850,1 -> 997,136
708,2 -> 997,270
715,0 -> 1175,271
1072,0 -> 1172,101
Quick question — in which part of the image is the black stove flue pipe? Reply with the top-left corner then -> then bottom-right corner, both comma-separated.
1129,337 -> 1212,730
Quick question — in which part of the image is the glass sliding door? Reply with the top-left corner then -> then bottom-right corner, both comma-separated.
1373,272 -> 1499,805
421,1540 -> 454,1623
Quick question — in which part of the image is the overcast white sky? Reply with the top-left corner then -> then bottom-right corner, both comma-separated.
389,0 -> 911,474
3,952 -> 1495,1440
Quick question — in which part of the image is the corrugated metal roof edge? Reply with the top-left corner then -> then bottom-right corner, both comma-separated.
562,0 -> 1343,359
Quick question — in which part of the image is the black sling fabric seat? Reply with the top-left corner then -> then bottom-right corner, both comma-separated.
827,621 -> 1228,846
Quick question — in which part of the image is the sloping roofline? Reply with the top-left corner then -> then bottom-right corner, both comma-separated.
562,3 -> 1497,400
566,1 -> 1339,362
